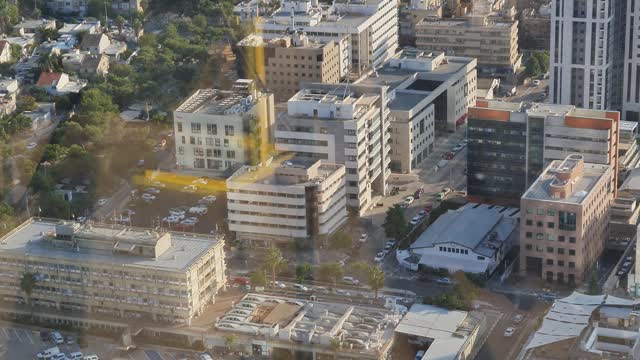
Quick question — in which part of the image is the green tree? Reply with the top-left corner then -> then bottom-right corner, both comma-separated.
383,205 -> 408,243
79,88 -> 118,115
587,271 -> 600,295
40,194 -> 71,219
115,15 -> 126,35
367,266 -> 385,299
224,334 -> 239,354
16,95 -> 37,112
525,55 -> 541,78
533,51 -> 550,74
9,43 -> 21,61
20,272 -> 36,311
0,1 -> 19,33
249,269 -> 266,287
263,246 -> 286,288
295,263 -> 313,284
318,262 -> 343,287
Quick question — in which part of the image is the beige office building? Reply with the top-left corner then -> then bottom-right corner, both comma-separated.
415,14 -> 521,79
0,219 -> 227,326
227,158 -> 347,247
239,32 -> 343,102
520,154 -> 613,285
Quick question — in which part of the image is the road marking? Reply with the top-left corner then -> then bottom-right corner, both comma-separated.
1,328 -> 8,339
23,329 -> 34,344
13,329 -> 22,342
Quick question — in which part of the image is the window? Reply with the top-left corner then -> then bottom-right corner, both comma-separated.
536,209 -> 544,216
559,236 -> 565,242
193,158 -> 205,168
536,233 -> 543,240
569,237 -> 576,243
546,247 -> 554,253
224,139 -> 229,147
225,125 -> 235,136
569,262 -> 575,268
191,123 -> 201,133
546,259 -> 554,265
525,244 -> 533,250
178,146 -> 184,155
215,138 -> 220,146
547,235 -> 555,241
226,150 -> 236,159
558,260 -> 564,267
213,149 -> 221,157
526,232 -> 532,238
181,136 -> 185,144
559,211 -> 577,231
193,148 -> 204,157
548,222 -> 555,229
189,136 -> 195,145
206,149 -> 213,157
177,122 -> 183,132
569,249 -> 575,256
526,219 -> 532,226
206,138 -> 214,146
207,124 -> 217,135
557,248 -> 565,255
547,210 -> 556,216
477,256 -> 485,260
537,221 -> 543,227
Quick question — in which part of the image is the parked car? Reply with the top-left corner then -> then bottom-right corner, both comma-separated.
96,199 -> 108,206
292,283 -> 308,292
342,276 -> 360,286
436,277 -> 453,285
374,252 -> 385,262
51,354 -> 67,360
335,289 -> 351,296
150,180 -> 165,188
409,215 -> 421,226
199,195 -> 217,204
383,243 -> 394,252
144,187 -> 160,194
83,356 -> 99,360
404,196 -> 415,206
169,208 -> 186,217
141,193 -> 156,201
37,347 -> 60,359
443,152 -> 455,160
51,331 -> 64,345
512,314 -> 524,323
504,327 -> 516,337
137,159 -> 145,167
452,144 -> 464,153
189,206 -> 208,215
532,79 -> 541,86
69,352 -> 83,360
359,233 -> 368,243
198,354 -> 214,360
26,142 -> 37,150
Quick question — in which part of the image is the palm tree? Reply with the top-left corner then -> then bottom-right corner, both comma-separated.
115,15 -> 125,35
367,266 -> 385,300
264,246 -> 285,288
224,334 -> 238,354
20,272 -> 37,316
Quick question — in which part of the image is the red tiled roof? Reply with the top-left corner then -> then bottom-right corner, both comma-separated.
36,72 -> 63,87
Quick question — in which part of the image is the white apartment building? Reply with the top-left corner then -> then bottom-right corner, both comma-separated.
173,79 -> 275,173
550,0 -> 625,111
226,158 -> 347,246
254,0 -> 398,74
46,0 -> 141,14
0,219 -> 227,326
275,83 -> 391,215
356,49 -> 477,172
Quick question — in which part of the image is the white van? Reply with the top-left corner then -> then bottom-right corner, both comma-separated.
51,331 -> 64,344
36,347 -> 60,359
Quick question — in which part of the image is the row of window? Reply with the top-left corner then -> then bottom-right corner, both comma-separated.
524,244 -> 576,255
176,122 -> 235,136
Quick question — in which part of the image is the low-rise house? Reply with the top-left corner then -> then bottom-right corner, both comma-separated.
0,40 -> 12,63
40,35 -> 78,53
0,78 -> 19,115
79,54 -> 109,76
103,40 -> 127,62
36,72 -> 87,95
23,102 -> 55,130
0,94 -> 16,116
79,33 -> 110,54
61,50 -> 86,72
13,19 -> 56,36
406,203 -> 520,275
58,20 -> 101,37
2,35 -> 35,57
0,79 -> 19,99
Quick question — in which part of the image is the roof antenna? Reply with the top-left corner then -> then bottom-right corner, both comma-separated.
290,6 -> 295,29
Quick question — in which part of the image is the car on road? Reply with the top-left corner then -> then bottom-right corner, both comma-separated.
342,276 -> 360,286
292,283 -> 308,291
409,215 -> 421,226
512,314 -> 524,323
199,195 -> 217,204
452,144 -> 464,153
96,198 -> 108,206
335,289 -> 351,296
436,277 -> 453,285
183,185 -> 198,193
26,142 -> 37,150
374,252 -> 385,262
359,233 -> 368,243
404,196 -> 415,206
272,281 -> 286,289
383,242 -> 394,252
504,327 -> 516,337
418,209 -> 427,218
137,159 -> 145,167
532,79 -> 541,86
144,187 -> 161,194
141,193 -> 156,201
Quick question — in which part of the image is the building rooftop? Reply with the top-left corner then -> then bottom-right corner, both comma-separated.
237,32 -> 329,49
620,120 -> 638,132
0,219 -> 223,272
14,19 -> 55,30
523,154 -> 610,204
619,168 -> 640,193
175,79 -> 260,115
395,304 -> 479,360
215,293 -> 400,354
410,203 -> 519,258
228,158 -> 344,187
59,21 -> 101,35
285,85 -> 380,121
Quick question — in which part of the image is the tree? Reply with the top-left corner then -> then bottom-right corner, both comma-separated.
383,205 -> 408,243
224,334 -> 239,354
249,269 -> 266,287
318,262 -> 343,287
115,15 -> 125,35
295,263 -> 313,284
16,95 -> 37,112
20,272 -> 36,313
524,56 -> 541,78
587,271 -> 600,295
0,1 -> 19,34
9,43 -> 21,61
367,266 -> 385,300
329,230 -> 351,249
533,51 -> 550,74
263,246 -> 286,288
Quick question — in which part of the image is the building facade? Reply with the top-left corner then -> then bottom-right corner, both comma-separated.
520,154 -> 614,285
467,100 -> 620,205
398,0 -> 442,46
0,219 -> 227,325
238,32 -> 344,102
519,5 -> 551,50
356,49 -> 476,172
254,0 -> 398,75
227,159 -> 347,246
274,83 -> 391,215
173,79 -> 275,173
415,13 -> 521,79
46,0 -> 141,14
